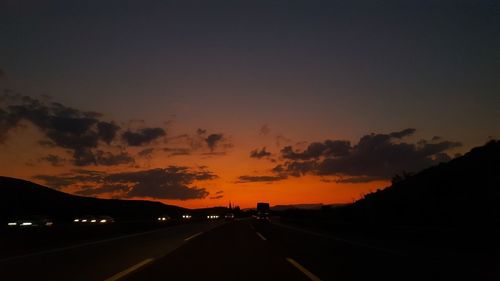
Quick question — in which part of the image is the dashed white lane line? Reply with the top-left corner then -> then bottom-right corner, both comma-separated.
286,258 -> 322,281
184,232 -> 203,241
256,232 -> 267,241
104,258 -> 154,281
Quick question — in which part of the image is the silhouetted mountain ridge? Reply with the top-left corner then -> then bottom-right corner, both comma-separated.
0,177 -> 185,222
348,140 -> 500,225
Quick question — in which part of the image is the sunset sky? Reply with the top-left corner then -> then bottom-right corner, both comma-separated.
1,1 -> 499,208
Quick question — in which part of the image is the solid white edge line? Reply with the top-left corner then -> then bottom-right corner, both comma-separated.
286,258 -> 322,281
104,258 -> 154,281
256,232 -> 267,241
184,232 -> 203,241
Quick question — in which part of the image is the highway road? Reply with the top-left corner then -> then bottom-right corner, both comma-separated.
0,219 -> 497,281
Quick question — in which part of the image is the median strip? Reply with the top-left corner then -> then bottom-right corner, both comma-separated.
286,258 -> 322,281
184,232 -> 203,241
104,258 -> 154,281
256,232 -> 267,241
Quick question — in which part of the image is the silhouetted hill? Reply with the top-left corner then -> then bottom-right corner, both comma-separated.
0,177 -> 185,222
346,140 -> 500,226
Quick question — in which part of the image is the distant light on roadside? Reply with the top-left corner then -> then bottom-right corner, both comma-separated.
21,222 -> 32,226
74,219 -> 80,222
82,219 -> 87,222
90,219 -> 97,223
100,219 -> 107,223
7,222 -> 17,226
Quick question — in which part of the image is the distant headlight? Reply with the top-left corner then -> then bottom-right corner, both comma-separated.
7,222 -> 17,226
21,222 -> 32,226
100,219 -> 107,223
82,219 -> 88,222
91,219 -> 97,223
45,222 -> 53,226
74,219 -> 80,222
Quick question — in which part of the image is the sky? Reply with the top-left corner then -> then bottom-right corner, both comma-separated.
0,0 -> 499,208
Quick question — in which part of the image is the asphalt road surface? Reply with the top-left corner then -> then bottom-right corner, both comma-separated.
0,219 -> 497,281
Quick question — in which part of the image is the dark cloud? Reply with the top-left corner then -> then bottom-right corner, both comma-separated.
34,166 -> 217,200
250,147 -> 272,159
122,127 -> 166,146
281,140 -> 351,160
171,129 -> 231,155
97,122 -> 120,144
389,128 -> 416,139
0,94 -> 132,166
210,195 -> 223,199
33,170 -> 106,189
259,124 -> 270,135
74,184 -> 130,196
138,148 -> 155,158
39,154 -> 67,167
163,147 -> 191,156
215,190 -> 224,195
94,150 -> 134,166
335,176 -> 384,183
274,129 -> 461,182
236,174 -> 287,183
205,133 -> 223,151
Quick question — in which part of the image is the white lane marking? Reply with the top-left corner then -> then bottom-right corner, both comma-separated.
286,258 -> 322,281
184,232 -> 203,241
0,227 -> 171,264
256,232 -> 267,241
104,258 -> 154,281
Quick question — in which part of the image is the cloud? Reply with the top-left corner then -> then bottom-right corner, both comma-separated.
205,133 -> 223,151
39,154 -> 67,167
94,150 -> 134,166
210,195 -> 224,199
34,166 -> 217,200
33,170 -> 106,189
236,174 -> 287,183
0,94 -> 132,166
163,147 -> 191,156
259,124 -> 270,135
74,184 -> 130,196
250,147 -> 272,159
138,148 -> 155,158
166,129 -> 232,156
273,129 -> 461,182
122,127 -> 166,146
97,122 -> 120,144
281,140 -> 351,160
